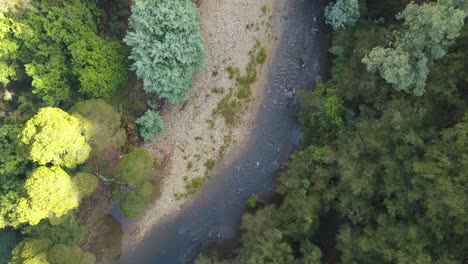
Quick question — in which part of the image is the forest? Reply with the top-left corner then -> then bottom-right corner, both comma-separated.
0,0 -> 205,263
198,0 -> 468,263
0,0 -> 467,263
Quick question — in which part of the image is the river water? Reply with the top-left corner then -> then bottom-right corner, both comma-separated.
112,0 -> 328,263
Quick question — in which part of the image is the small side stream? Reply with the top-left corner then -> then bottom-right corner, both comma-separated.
112,0 -> 329,263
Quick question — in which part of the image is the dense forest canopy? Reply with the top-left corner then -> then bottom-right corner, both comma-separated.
198,0 -> 468,263
0,0 -> 206,262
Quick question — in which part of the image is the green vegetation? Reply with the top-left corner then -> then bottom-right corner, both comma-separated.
115,148 -> 154,186
363,1 -> 466,95
135,110 -> 164,142
247,194 -> 257,208
10,239 -> 95,264
215,39 -> 267,126
0,0 -> 208,260
19,107 -> 93,168
115,148 -> 155,218
200,0 -> 468,263
0,0 -> 129,105
124,0 -> 207,103
120,181 -> 153,218
325,0 -> 360,30
71,99 -> 126,154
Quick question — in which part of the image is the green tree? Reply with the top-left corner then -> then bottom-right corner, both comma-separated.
21,216 -> 88,246
124,0 -> 207,102
135,110 -> 164,142
119,181 -> 153,218
71,99 -> 126,153
363,1 -> 466,95
115,148 -> 154,186
20,107 -> 93,168
0,14 -> 18,88
2,0 -> 129,105
10,239 -> 95,264
72,173 -> 98,198
12,166 -> 80,226
69,35 -> 129,99
325,0 -> 360,30
115,148 -> 155,218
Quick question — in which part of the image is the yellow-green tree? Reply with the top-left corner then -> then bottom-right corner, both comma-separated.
12,166 -> 80,226
10,239 -> 95,264
20,107 -> 93,168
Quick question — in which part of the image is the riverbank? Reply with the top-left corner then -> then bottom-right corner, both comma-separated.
112,0 -> 329,261
120,0 -> 280,252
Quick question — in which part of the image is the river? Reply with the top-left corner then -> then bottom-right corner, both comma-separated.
112,0 -> 329,262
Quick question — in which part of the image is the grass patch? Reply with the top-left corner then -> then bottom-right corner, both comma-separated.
225,66 -> 239,79
175,176 -> 206,199
212,87 -> 224,94
204,159 -> 215,171
261,4 -> 268,14
214,89 -> 242,126
218,131 -> 233,159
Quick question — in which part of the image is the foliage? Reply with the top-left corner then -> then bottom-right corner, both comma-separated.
124,0 -> 207,102
247,194 -> 257,208
0,124 -> 26,177
363,1 -> 466,95
119,181 -> 153,218
325,0 -> 360,30
69,35 -> 129,98
10,239 -> 95,264
12,166 -> 80,226
0,0 -> 129,105
72,173 -> 98,198
0,14 -> 18,88
0,230 -> 18,264
21,216 -> 88,246
202,1 -> 468,263
20,107 -> 93,168
115,147 -> 154,186
135,110 -> 164,142
71,99 -> 126,153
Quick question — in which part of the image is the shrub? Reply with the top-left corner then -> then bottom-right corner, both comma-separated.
135,110 -> 164,142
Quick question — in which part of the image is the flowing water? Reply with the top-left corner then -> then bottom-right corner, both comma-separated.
112,0 -> 329,262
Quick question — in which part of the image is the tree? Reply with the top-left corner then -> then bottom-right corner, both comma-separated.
0,124 -> 26,177
119,181 -> 153,218
69,35 -> 129,99
115,148 -> 154,186
363,1 -> 466,95
124,0 -> 207,102
115,148 -> 155,218
10,239 -> 95,264
0,14 -> 18,88
325,0 -> 360,30
12,166 -> 80,226
19,107 -> 93,168
71,99 -> 126,153
135,110 -> 164,142
21,216 -> 88,246
2,0 -> 129,105
72,173 -> 98,198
